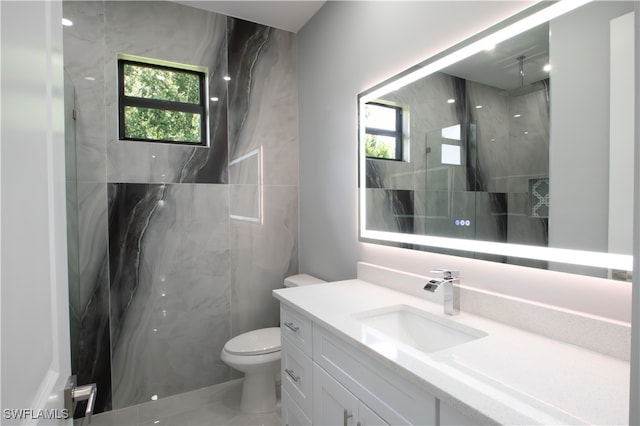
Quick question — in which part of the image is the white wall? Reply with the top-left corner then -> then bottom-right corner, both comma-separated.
550,2 -> 634,257
298,1 -> 633,322
630,4 -> 640,422
1,0 -> 72,419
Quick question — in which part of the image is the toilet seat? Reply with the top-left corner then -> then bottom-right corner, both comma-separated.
224,327 -> 281,356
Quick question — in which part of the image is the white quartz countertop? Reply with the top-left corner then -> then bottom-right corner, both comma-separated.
273,279 -> 630,425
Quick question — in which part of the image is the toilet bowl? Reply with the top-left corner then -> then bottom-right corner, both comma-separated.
220,274 -> 326,413
220,327 -> 281,413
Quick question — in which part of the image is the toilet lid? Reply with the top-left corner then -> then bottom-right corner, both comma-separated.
224,327 -> 281,355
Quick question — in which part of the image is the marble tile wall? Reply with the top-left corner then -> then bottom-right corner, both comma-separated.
63,0 -> 298,414
108,183 -> 232,407
227,18 -> 299,336
103,1 -> 229,185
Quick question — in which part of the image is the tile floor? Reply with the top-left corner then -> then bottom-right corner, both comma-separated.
82,379 -> 281,426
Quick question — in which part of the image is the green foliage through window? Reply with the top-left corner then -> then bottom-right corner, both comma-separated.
124,107 -> 201,143
365,134 -> 394,158
118,58 -> 207,145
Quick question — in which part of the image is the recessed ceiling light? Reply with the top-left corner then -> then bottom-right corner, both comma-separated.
447,98 -> 455,104
543,64 -> 552,72
210,97 -> 219,102
84,76 -> 96,81
62,18 -> 73,27
513,114 -> 521,118
475,105 -> 483,109
223,76 -> 231,81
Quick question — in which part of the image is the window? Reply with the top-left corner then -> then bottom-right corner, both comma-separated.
118,57 -> 208,145
364,102 -> 404,160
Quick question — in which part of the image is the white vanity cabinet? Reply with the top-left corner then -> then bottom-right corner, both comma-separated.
313,363 -> 388,426
312,324 -> 436,425
275,276 -> 630,426
280,304 -> 439,426
439,401 -> 476,426
280,305 -> 314,425
282,387 -> 312,426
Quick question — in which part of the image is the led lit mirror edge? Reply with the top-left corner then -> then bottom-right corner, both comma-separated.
356,0 -> 634,275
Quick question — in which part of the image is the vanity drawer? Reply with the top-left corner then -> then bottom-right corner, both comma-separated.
281,335 -> 313,417
281,305 -> 313,356
313,324 -> 436,425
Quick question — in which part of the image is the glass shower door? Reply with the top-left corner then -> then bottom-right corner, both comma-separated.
423,122 -> 477,240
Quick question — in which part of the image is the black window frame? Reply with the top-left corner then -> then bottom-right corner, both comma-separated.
365,102 -> 404,161
118,58 -> 208,146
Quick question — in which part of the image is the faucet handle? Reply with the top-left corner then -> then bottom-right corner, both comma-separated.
429,269 -> 460,279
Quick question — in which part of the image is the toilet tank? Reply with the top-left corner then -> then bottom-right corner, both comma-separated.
284,274 -> 326,287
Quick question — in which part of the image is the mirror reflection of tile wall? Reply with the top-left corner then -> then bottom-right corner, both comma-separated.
366,72 -> 549,248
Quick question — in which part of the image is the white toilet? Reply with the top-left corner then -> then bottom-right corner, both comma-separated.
220,274 -> 325,413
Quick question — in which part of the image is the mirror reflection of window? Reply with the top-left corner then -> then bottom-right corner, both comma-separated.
440,124 -> 461,140
441,144 -> 461,166
364,102 -> 404,160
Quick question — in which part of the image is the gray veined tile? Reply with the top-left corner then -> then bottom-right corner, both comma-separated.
110,182 -> 233,409
103,1 -> 228,185
62,1 -> 105,44
104,1 -> 225,69
230,186 -> 298,335
77,182 -> 109,309
138,380 -> 281,426
82,404 -> 138,426
230,184 -> 260,221
229,148 -> 260,185
228,23 -> 298,188
63,1 -> 107,184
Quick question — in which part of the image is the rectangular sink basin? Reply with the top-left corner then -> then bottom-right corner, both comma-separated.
354,305 -> 487,354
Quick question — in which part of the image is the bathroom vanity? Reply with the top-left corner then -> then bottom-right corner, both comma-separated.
273,263 -> 629,425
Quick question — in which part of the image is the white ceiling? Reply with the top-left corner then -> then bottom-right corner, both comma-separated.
171,1 -> 326,33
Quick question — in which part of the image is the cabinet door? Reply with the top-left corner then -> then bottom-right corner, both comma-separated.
358,401 -> 390,426
282,387 -> 311,426
314,325 -> 436,424
313,363 -> 359,426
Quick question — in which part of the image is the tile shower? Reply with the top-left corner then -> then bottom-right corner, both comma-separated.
63,1 -> 298,414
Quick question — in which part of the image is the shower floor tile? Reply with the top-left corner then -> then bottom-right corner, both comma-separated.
84,379 -> 281,426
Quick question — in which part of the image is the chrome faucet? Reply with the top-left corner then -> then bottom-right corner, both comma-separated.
423,269 -> 460,316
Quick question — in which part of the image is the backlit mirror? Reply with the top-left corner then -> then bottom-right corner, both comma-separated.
358,1 -> 636,279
